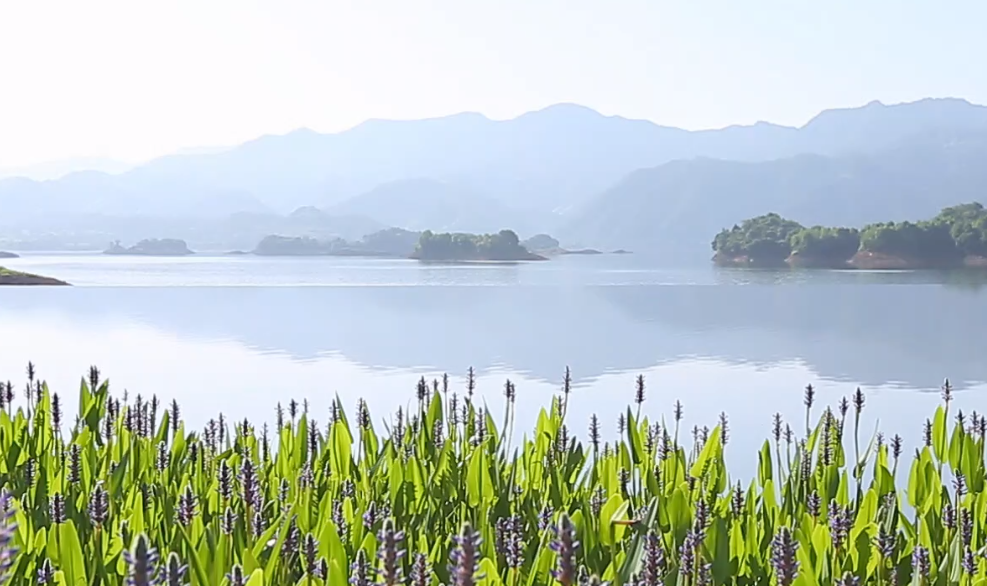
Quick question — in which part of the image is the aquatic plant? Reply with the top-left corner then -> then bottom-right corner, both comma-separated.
0,366 -> 981,585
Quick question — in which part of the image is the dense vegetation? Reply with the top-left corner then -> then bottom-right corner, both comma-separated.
252,235 -> 342,256
711,214 -> 805,265
358,228 -> 422,257
789,228 -> 861,264
253,229 -> 420,257
104,239 -> 193,256
0,365 -> 983,585
713,202 -> 987,266
413,230 -> 543,261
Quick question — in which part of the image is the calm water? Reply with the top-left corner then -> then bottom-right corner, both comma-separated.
2,252 -> 987,469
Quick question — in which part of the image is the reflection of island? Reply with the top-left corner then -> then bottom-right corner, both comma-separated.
8,270 -> 987,390
411,230 -> 546,262
104,239 -> 194,256
253,228 -> 419,257
714,203 -> 987,270
0,266 -> 69,286
599,280 -> 987,391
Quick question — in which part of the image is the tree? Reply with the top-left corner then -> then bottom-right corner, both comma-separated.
711,213 -> 804,263
789,227 -> 860,262
414,229 -> 533,260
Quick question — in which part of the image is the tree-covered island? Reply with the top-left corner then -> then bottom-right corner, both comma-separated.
252,228 -> 421,257
411,229 -> 547,261
104,238 -> 194,256
252,228 -> 545,261
713,202 -> 987,269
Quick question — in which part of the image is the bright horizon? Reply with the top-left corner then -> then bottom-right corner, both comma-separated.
2,0 -> 985,168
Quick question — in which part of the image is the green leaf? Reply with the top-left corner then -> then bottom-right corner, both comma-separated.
932,406 -> 947,464
245,569 -> 265,586
690,427 -> 722,479
331,421 -> 352,479
57,522 -> 87,586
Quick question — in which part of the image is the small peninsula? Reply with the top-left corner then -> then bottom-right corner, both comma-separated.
0,266 -> 69,286
712,202 -> 987,270
411,229 -> 546,261
0,251 -> 19,259
104,239 -> 194,256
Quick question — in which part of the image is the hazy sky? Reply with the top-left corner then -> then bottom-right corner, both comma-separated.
1,0 -> 984,167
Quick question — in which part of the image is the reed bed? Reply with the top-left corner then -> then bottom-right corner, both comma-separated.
0,364 -> 982,586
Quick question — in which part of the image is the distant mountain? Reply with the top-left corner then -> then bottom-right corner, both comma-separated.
794,98 -> 987,154
2,97 -> 986,232
0,207 -> 383,252
559,130 -> 987,263
0,169 -> 271,222
0,157 -> 134,181
328,178 -> 550,236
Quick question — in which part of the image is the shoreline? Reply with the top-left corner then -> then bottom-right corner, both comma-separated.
714,250 -> 987,271
0,267 -> 70,286
410,254 -> 548,262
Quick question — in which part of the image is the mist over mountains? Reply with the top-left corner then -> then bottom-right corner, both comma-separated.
3,97 -> 987,257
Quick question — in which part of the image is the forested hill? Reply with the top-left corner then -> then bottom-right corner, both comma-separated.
411,229 -> 545,261
712,202 -> 987,269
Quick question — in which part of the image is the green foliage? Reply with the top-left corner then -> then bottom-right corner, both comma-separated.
253,235 -> 340,256
105,239 -> 193,256
0,369 -> 984,586
858,221 -> 958,261
415,229 -> 536,260
254,230 -> 422,257
718,202 -> 987,266
711,213 -> 804,263
933,203 -> 987,257
789,227 -> 861,261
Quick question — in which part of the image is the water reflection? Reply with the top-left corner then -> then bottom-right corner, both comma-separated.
1,275 -> 985,391
600,282 -> 987,391
2,273 -> 984,476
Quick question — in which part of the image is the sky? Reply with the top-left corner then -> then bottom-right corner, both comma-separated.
1,0 -> 985,168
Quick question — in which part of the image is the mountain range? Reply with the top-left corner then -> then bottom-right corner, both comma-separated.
3,97 -> 987,257
0,157 -> 135,181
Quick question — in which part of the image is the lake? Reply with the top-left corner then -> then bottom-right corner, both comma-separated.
2,252 -> 985,470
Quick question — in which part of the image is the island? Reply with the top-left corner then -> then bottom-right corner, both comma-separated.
252,228 -> 421,257
712,202 -> 987,270
522,234 -> 561,253
104,239 -> 194,256
412,229 -> 547,261
521,234 -> 614,256
0,266 -> 69,286
0,251 -> 19,259
251,228 -> 545,261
